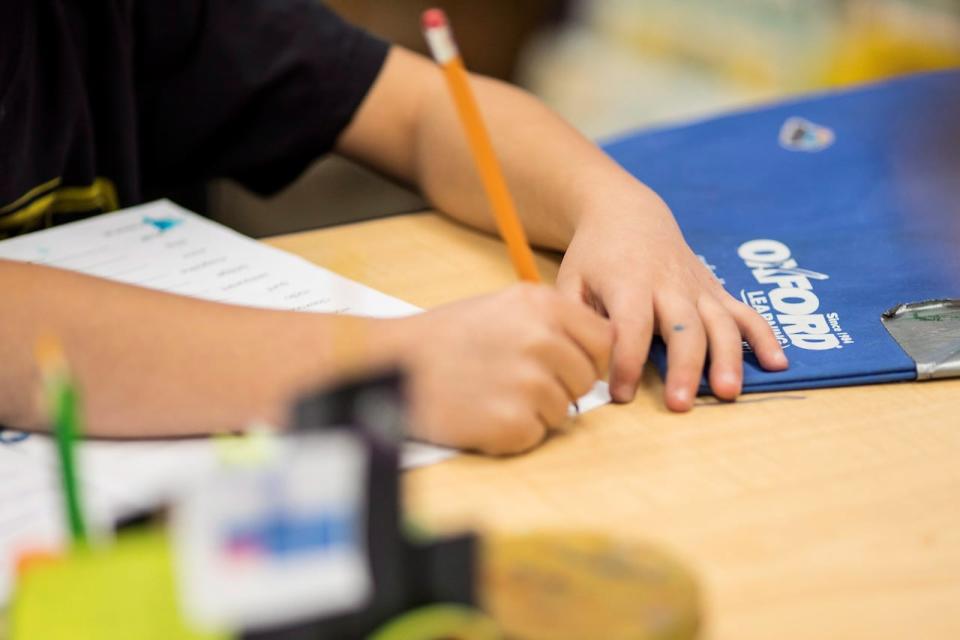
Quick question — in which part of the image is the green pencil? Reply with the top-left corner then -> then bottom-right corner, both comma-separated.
37,336 -> 88,545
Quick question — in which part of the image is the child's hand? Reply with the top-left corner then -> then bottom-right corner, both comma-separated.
556,192 -> 788,411
389,284 -> 612,455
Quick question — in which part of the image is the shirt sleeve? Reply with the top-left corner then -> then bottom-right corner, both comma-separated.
133,0 -> 389,196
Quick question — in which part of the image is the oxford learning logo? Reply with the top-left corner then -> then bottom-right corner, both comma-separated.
737,239 -> 853,351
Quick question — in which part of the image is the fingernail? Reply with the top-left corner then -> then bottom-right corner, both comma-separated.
672,387 -> 690,406
721,371 -> 740,390
774,352 -> 789,367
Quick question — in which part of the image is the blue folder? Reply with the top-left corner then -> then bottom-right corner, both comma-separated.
602,70 -> 960,392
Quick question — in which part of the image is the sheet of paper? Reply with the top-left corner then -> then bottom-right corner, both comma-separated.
0,200 -> 610,604
0,200 -> 419,317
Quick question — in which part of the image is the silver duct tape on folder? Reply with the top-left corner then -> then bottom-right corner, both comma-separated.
881,299 -> 960,380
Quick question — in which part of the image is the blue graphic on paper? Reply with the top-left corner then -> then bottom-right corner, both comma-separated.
143,216 -> 184,233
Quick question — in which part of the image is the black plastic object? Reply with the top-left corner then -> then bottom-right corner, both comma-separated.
243,372 -> 476,640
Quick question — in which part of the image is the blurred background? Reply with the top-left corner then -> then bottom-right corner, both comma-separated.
209,0 -> 960,238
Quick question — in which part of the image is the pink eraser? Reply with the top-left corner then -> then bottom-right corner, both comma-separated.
421,8 -> 448,30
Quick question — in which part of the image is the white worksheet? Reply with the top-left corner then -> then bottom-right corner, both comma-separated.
0,200 -> 611,604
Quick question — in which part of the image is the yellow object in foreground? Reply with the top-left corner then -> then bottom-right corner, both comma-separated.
482,533 -> 701,640
369,604 -> 502,640
10,528 -> 225,640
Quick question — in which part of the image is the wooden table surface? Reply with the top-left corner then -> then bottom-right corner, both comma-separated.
268,212 -> 960,640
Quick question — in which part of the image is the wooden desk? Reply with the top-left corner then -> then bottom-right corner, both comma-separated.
268,213 -> 960,640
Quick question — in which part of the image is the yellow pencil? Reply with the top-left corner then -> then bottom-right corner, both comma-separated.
422,8 -> 541,283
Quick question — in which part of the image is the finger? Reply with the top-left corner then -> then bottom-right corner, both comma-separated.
554,296 -> 613,377
721,297 -> 789,371
536,376 -> 573,430
484,400 -> 548,456
604,290 -> 655,403
698,295 -> 743,401
657,295 -> 707,412
555,270 -> 586,303
539,334 -> 599,401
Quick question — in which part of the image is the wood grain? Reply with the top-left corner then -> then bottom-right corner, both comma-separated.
268,212 -> 960,640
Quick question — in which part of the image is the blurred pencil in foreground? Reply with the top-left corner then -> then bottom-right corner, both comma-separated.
421,8 -> 541,283
35,335 -> 88,546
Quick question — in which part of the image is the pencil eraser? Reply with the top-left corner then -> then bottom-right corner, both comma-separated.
421,8 -> 458,62
422,8 -> 448,30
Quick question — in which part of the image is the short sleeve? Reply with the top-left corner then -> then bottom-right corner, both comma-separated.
134,0 -> 389,195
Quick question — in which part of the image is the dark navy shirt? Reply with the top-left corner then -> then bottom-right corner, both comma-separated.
0,1 -> 388,238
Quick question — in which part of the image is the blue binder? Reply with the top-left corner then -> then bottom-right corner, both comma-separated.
603,70 -> 960,393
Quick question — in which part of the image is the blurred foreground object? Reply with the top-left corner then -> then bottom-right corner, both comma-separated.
11,528 -> 223,640
8,374 -> 477,639
483,533 -> 701,640
7,370 -> 703,638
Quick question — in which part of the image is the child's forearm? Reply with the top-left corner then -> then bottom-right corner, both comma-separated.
338,46 -> 668,251
414,69 -> 666,251
0,259 -> 611,454
0,259 -> 393,436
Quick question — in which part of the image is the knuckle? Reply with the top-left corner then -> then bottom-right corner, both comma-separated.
542,409 -> 566,431
522,326 -> 557,358
487,410 -> 544,455
544,388 -> 571,424
516,285 -> 563,321
536,286 -> 565,312
568,366 -> 596,397
737,300 -> 767,323
515,365 -> 547,395
520,282 -> 549,303
507,282 -> 537,306
709,300 -> 738,326
513,419 -> 547,452
708,311 -> 740,337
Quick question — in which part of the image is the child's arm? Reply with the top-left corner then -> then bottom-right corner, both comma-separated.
337,47 -> 788,411
0,259 -> 608,454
